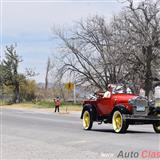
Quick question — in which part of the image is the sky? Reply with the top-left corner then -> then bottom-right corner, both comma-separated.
1,0 -> 126,83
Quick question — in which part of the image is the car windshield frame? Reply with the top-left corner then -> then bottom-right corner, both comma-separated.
112,85 -> 133,94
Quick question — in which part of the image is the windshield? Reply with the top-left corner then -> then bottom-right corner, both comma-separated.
112,85 -> 133,94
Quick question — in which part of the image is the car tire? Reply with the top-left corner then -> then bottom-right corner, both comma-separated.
83,109 -> 93,130
112,110 -> 128,133
153,113 -> 160,133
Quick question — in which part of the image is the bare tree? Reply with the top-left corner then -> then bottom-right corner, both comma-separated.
112,0 -> 160,96
52,0 -> 160,96
25,68 -> 39,77
53,16 -> 125,90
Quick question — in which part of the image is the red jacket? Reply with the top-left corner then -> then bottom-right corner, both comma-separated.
54,99 -> 61,106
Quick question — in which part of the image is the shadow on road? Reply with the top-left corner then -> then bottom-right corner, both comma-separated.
127,130 -> 154,134
91,129 -> 154,134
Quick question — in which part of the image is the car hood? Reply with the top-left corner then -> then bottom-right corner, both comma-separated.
112,94 -> 137,103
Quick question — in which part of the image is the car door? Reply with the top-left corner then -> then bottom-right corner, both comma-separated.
97,97 -> 111,116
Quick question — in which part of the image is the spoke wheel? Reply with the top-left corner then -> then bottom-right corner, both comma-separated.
153,114 -> 160,133
83,110 -> 93,130
112,110 -> 128,133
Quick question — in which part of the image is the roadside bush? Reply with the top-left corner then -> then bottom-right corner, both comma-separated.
19,80 -> 37,102
36,100 -> 54,108
35,100 -> 82,108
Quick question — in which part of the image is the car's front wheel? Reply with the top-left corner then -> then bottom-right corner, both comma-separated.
153,113 -> 160,133
112,110 -> 128,133
83,110 -> 93,130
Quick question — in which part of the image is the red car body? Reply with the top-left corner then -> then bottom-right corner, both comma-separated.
84,93 -> 136,116
81,85 -> 160,133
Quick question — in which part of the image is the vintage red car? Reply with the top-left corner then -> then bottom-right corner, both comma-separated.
81,85 -> 160,133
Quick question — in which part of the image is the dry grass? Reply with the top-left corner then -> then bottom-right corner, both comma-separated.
1,103 -> 82,112
1,103 -> 36,109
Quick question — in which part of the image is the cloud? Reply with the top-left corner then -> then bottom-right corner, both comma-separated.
2,1 -> 124,82
2,1 -> 123,33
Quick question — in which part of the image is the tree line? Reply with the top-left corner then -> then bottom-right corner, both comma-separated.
53,0 -> 160,97
0,44 -> 37,103
1,0 -> 160,103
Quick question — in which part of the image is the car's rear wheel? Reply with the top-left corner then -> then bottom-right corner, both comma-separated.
153,113 -> 160,133
83,110 -> 93,130
112,110 -> 128,133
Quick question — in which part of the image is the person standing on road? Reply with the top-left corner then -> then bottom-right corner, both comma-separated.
54,97 -> 61,112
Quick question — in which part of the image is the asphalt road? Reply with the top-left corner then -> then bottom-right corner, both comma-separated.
1,108 -> 160,160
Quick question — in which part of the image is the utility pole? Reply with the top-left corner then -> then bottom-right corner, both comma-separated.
73,83 -> 76,104
45,57 -> 51,90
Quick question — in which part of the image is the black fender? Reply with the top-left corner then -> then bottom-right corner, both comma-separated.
149,106 -> 160,115
111,105 -> 130,117
80,104 -> 97,120
109,105 -> 130,123
155,107 -> 160,114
